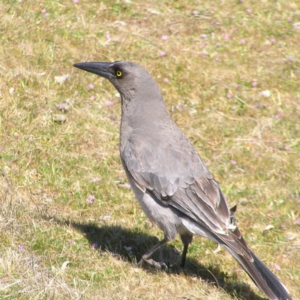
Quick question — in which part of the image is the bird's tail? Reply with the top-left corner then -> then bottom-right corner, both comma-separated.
226,247 -> 292,300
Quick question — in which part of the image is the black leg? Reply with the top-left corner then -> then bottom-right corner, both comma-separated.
180,243 -> 189,268
180,233 -> 193,268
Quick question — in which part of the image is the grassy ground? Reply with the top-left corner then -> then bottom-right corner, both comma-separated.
1,0 -> 299,299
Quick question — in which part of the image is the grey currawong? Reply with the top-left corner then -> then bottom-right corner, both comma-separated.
74,61 -> 292,300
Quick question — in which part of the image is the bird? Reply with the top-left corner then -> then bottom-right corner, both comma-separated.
73,60 -> 292,300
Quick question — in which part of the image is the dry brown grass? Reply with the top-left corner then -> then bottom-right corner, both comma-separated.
0,0 -> 299,299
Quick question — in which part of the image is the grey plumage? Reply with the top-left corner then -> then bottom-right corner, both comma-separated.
74,61 -> 292,300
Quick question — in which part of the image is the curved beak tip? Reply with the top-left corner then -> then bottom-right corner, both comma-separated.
73,61 -> 113,80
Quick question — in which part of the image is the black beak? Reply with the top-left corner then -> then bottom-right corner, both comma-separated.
73,62 -> 114,79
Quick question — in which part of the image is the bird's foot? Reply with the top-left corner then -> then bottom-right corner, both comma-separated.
137,258 -> 168,271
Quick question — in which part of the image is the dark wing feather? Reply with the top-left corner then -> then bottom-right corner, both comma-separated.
121,126 -> 239,240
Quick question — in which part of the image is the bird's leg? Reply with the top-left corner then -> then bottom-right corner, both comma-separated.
180,233 -> 193,268
180,243 -> 189,268
137,238 -> 169,270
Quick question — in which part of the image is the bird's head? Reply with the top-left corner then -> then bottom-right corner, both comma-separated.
74,60 -> 167,121
74,60 -> 159,102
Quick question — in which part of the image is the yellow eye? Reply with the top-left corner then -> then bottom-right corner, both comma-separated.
116,70 -> 122,77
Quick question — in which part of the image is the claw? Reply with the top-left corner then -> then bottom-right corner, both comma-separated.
137,258 -> 168,271
137,258 -> 144,267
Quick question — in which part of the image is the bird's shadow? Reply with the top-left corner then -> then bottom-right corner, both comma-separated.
51,217 -> 266,300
